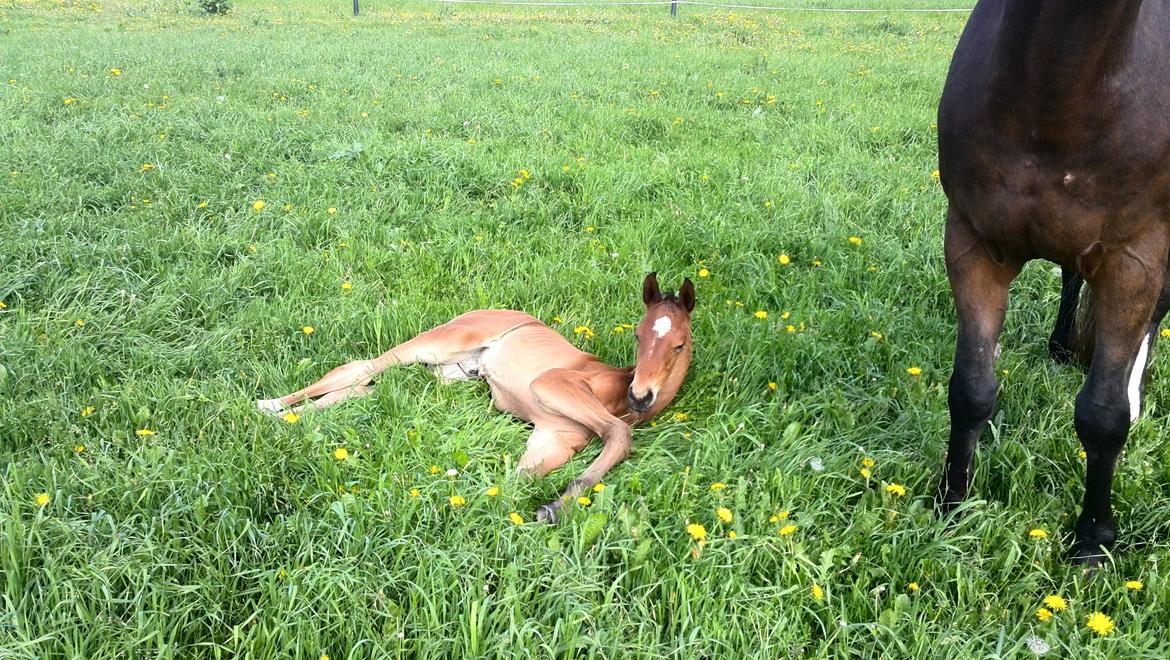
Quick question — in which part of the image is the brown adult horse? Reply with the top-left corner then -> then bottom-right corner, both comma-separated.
258,273 -> 695,523
937,1 -> 1170,563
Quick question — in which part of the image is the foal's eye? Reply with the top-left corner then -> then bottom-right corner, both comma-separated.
673,344 -> 685,352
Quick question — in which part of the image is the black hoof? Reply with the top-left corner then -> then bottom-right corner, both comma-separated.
535,504 -> 560,524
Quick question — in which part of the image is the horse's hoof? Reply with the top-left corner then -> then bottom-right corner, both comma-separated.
257,398 -> 285,414
535,504 -> 560,524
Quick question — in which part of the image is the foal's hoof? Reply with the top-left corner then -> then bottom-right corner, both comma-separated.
535,504 -> 561,524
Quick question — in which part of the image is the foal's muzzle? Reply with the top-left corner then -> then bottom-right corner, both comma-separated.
627,386 -> 654,413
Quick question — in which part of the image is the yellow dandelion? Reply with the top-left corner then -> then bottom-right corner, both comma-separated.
509,512 -> 524,525
341,281 -> 353,290
906,367 -> 922,376
197,200 -> 208,209
848,236 -> 863,246
767,381 -> 777,391
860,467 -> 871,479
302,326 -> 314,335
1036,607 -> 1053,622
686,523 -> 707,542
778,254 -> 790,265
74,444 -> 85,454
449,495 -> 466,507
1079,449 -> 1088,460
577,496 -> 592,506
1086,612 -> 1114,636
35,492 -> 51,507
710,483 -> 726,491
282,412 -> 299,424
141,163 -> 154,172
811,583 -> 824,600
1125,580 -> 1143,591
135,429 -> 155,437
430,465 -> 440,474
862,457 -> 875,468
1161,328 -> 1170,338
74,319 -> 85,327
908,582 -> 920,592
885,483 -> 906,497
333,447 -> 348,461
252,199 -> 266,211
673,412 -> 689,422
764,200 -> 773,209
592,483 -> 605,493
930,169 -> 941,180
409,488 -> 420,498
486,486 -> 500,497
728,530 -> 737,539
698,267 -> 710,278
1043,595 -> 1067,612
327,207 -> 337,214
63,97 -> 76,105
110,68 -> 122,76
0,301 -> 6,309
716,507 -> 733,523
80,406 -> 94,417
754,310 -> 768,319
779,524 -> 797,536
1029,528 -> 1048,540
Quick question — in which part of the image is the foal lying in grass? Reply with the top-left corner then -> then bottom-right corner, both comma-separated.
259,273 -> 695,522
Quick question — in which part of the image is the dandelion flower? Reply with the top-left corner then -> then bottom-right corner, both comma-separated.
768,381 -> 777,391
409,488 -> 420,498
446,468 -> 458,478
327,207 -> 336,214
906,367 -> 922,376
764,200 -> 773,209
252,199 -> 266,211
885,483 -> 906,497
1125,580 -> 1143,591
430,465 -> 440,474
1042,595 -> 1067,612
728,530 -> 737,539
908,582 -> 919,592
778,524 -> 797,536
716,507 -> 733,523
509,512 -> 524,525
1079,449 -> 1088,460
75,319 -> 85,327
698,268 -> 710,278
341,281 -> 353,290
135,429 -> 155,437
333,447 -> 348,461
686,523 -> 707,542
486,486 -> 500,497
141,163 -> 154,172
709,483 -> 726,491
1086,612 -> 1114,636
449,495 -> 466,507
74,444 -> 85,454
63,97 -> 76,105
592,483 -> 605,493
1036,607 -> 1053,622
35,492 -> 51,507
0,301 -> 6,309
778,254 -> 790,265
1029,528 -> 1048,540
282,412 -> 300,424
930,169 -> 941,179
110,68 -> 122,76
754,310 -> 768,319
862,457 -> 875,468
80,406 -> 94,417
1162,328 -> 1170,338
848,236 -> 863,246
811,583 -> 824,600
577,496 -> 592,506
860,467 -> 871,479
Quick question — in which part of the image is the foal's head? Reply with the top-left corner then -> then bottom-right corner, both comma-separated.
628,272 -> 696,414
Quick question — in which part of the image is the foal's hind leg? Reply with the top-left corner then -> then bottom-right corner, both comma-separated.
1048,268 -> 1084,363
938,211 -> 1021,512
258,317 -> 502,413
1071,244 -> 1166,564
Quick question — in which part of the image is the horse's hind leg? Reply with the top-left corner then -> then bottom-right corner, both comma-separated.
1048,268 -> 1084,363
1072,242 -> 1166,564
938,210 -> 1021,513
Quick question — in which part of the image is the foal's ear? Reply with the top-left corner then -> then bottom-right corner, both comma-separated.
679,278 -> 695,313
642,272 -> 662,306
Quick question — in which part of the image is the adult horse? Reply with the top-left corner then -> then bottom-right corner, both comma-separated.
937,1 -> 1170,563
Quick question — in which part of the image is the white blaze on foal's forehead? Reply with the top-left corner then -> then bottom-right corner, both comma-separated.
652,315 -> 672,339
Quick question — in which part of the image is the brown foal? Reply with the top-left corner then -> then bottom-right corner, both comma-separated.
937,1 -> 1170,562
258,273 -> 695,522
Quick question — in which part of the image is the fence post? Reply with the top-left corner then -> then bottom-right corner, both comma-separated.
353,0 -> 359,16
670,0 -> 677,17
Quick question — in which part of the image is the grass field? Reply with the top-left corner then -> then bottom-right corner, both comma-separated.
2,0 -> 1169,657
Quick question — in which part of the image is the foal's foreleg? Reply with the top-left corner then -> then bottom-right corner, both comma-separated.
528,371 -> 632,523
939,212 -> 1020,513
1048,268 -> 1085,364
1071,245 -> 1165,564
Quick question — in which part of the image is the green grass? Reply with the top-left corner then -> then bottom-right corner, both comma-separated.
1,0 -> 1168,657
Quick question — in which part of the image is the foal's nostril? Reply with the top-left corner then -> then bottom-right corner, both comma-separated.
627,385 -> 654,412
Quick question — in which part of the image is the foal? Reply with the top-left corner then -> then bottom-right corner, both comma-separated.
258,273 -> 695,522
937,1 -> 1170,562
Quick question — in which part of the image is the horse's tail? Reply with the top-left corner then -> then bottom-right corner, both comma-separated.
1073,285 -> 1097,368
